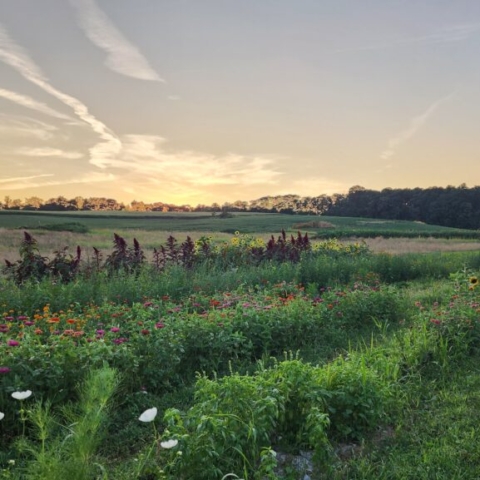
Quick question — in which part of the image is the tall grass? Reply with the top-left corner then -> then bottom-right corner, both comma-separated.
12,366 -> 119,480
2,250 -> 480,313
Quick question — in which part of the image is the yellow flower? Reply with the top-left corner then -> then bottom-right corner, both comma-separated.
469,276 -> 478,287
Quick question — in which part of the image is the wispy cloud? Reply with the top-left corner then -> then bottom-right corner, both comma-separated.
402,23 -> 480,45
15,147 -> 83,159
0,172 -> 115,190
335,23 -> 480,54
0,115 -> 58,140
0,88 -> 70,119
104,134 -> 282,186
69,0 -> 164,82
0,173 -> 54,185
0,23 -> 122,169
380,90 -> 456,160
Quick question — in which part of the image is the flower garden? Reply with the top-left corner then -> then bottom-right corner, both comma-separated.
1,230 -> 480,479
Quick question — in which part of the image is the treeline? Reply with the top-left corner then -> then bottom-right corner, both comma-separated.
2,184 -> 480,229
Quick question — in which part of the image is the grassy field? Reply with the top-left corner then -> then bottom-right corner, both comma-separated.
1,210 -> 479,237
1,214 -> 480,479
1,210 -> 480,263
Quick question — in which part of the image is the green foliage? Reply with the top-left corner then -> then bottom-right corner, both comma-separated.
2,222 -> 480,478
2,232 -> 81,285
1,209 -> 479,236
10,366 -> 119,480
37,222 -> 90,233
161,356 -> 392,479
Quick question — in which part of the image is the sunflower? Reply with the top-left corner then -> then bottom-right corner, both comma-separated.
469,276 -> 478,287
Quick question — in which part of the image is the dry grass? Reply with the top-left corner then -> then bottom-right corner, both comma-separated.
1,228 -> 479,263
345,237 -> 480,254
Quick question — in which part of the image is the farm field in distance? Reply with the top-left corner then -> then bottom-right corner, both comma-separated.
1,210 -> 480,262
1,211 -> 480,479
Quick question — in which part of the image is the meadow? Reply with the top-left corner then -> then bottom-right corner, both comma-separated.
1,211 -> 480,479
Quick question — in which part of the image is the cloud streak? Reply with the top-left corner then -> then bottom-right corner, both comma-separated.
104,134 -> 282,186
380,90 -> 456,160
69,0 -> 164,81
0,172 -> 115,190
0,173 -> 54,185
0,115 -> 59,140
15,147 -> 83,159
0,23 -> 122,169
335,23 -> 480,54
0,88 -> 70,119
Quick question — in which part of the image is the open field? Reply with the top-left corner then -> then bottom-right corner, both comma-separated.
1,211 -> 479,263
1,214 -> 480,479
1,210 -> 479,237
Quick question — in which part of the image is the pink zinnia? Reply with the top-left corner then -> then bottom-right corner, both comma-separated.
155,322 -> 165,329
7,340 -> 19,347
110,327 -> 120,333
0,366 -> 11,374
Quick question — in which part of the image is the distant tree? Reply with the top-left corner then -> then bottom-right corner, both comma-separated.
24,196 -> 44,210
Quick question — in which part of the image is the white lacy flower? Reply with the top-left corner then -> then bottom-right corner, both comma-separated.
160,439 -> 178,449
11,390 -> 32,400
138,407 -> 157,422
0,412 -> 4,420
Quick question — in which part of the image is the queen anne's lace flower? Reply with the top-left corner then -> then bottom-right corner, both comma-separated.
160,439 -> 178,449
11,390 -> 32,400
138,407 -> 157,422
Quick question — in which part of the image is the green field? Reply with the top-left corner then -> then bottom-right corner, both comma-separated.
0,210 -> 478,238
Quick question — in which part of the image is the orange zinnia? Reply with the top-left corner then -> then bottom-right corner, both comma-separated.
47,317 -> 60,324
66,319 -> 76,324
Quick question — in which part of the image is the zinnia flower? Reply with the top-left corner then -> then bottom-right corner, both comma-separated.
12,390 -> 32,400
7,340 -> 19,347
0,367 -> 11,374
160,439 -> 178,449
139,407 -> 157,422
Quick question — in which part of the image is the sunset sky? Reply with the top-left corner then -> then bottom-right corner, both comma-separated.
1,0 -> 480,205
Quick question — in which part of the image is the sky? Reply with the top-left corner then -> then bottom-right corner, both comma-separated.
1,0 -> 480,206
